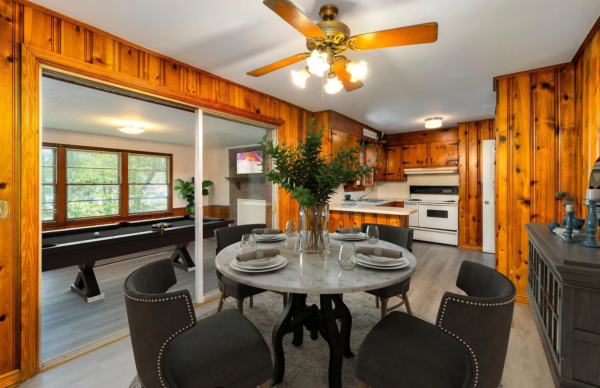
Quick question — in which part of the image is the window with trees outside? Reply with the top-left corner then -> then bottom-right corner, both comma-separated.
42,144 -> 172,225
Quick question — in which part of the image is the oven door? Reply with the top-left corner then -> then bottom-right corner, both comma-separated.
418,204 -> 458,231
404,202 -> 419,227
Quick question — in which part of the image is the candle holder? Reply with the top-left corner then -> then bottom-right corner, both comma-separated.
582,199 -> 600,248
564,205 -> 575,243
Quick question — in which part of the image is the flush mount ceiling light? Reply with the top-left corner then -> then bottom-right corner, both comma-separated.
247,2 -> 438,94
118,125 -> 145,134
425,117 -> 443,129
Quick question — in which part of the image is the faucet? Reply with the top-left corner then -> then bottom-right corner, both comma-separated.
356,191 -> 372,201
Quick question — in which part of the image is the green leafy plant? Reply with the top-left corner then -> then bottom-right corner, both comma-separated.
555,190 -> 575,206
174,177 -> 214,214
260,117 -> 383,208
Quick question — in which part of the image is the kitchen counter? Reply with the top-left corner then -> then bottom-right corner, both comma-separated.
329,199 -> 416,216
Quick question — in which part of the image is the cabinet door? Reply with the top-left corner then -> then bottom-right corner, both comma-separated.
386,146 -> 403,180
430,141 -> 459,166
374,145 -> 387,181
403,144 -> 428,168
363,144 -> 377,187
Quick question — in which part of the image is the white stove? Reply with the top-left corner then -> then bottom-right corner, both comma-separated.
404,186 -> 459,246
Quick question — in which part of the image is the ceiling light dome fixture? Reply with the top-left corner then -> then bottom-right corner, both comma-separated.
306,50 -> 330,77
118,125 -> 145,134
345,60 -> 367,82
425,117 -> 443,129
291,66 -> 311,88
324,73 -> 343,94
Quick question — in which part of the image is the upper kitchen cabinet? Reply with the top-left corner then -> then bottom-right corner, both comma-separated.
374,144 -> 388,181
386,146 -> 405,181
402,144 -> 429,168
429,141 -> 459,166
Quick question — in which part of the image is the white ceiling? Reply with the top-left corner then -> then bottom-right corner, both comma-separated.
42,77 -> 266,146
35,0 -> 600,133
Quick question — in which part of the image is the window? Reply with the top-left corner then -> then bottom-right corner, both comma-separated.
128,154 -> 170,214
42,147 -> 57,221
66,149 -> 121,219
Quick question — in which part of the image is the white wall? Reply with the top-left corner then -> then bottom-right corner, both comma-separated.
42,129 -> 195,208
202,144 -> 229,206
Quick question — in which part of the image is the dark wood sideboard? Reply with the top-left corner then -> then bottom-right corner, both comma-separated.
526,223 -> 600,388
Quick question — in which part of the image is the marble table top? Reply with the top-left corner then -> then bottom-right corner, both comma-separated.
215,237 -> 417,294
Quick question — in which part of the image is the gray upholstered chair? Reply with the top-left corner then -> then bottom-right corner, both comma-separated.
361,223 -> 414,318
215,224 -> 287,314
124,259 -> 273,388
356,260 -> 516,388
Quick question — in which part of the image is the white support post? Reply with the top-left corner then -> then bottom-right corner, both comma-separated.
194,109 -> 204,304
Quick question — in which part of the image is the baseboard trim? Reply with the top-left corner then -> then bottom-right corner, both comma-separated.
0,371 -> 21,388
458,244 -> 483,251
515,294 -> 529,306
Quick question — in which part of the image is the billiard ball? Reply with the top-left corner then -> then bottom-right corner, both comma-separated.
94,232 -> 100,237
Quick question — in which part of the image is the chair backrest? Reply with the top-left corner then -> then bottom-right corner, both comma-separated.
361,223 -> 414,252
124,259 -> 196,388
435,261 -> 516,388
215,223 -> 267,254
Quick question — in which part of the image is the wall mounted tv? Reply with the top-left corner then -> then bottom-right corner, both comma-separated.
236,151 -> 263,174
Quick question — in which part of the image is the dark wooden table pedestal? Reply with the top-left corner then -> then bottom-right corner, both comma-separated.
272,293 -> 354,388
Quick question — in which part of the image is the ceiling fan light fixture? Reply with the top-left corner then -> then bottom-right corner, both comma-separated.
324,74 -> 344,94
118,125 -> 145,134
424,117 -> 443,129
291,66 -> 311,88
345,60 -> 367,82
306,50 -> 330,77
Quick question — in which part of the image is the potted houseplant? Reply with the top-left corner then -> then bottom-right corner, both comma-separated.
174,177 -> 214,215
261,118 -> 383,253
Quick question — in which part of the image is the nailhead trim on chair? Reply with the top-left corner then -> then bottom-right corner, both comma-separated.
437,296 -> 515,388
126,293 -> 195,388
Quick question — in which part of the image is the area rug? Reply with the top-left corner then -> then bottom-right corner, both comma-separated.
130,292 -> 411,388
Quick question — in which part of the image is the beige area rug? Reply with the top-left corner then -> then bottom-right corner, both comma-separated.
131,292 -> 412,388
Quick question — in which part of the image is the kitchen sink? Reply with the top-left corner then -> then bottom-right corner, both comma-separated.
361,199 -> 388,203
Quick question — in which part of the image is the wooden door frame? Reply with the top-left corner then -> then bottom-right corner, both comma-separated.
17,43 -> 283,381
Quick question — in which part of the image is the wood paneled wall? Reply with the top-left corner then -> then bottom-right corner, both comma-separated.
385,127 -> 459,146
458,119 -> 495,250
494,63 -> 577,304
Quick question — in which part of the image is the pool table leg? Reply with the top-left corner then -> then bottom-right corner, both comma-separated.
70,262 -> 105,303
170,242 -> 195,272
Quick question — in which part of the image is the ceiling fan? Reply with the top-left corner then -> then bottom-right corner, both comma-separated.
247,0 -> 438,94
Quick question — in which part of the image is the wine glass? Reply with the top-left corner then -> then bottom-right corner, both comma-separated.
285,220 -> 298,237
240,234 -> 256,253
339,242 -> 357,271
366,225 -> 379,244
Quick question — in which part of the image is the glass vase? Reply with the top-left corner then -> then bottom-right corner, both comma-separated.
299,204 -> 330,254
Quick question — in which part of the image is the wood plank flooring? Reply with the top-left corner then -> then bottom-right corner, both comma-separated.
41,239 -> 219,361
26,242 -> 555,388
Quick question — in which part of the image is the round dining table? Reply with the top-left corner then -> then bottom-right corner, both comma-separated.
215,236 -> 417,388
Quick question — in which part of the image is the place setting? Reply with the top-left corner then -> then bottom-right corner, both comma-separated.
252,227 -> 288,243
229,233 -> 288,273
331,226 -> 367,241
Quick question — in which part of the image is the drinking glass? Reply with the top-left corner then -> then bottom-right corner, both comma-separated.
339,242 -> 357,271
240,234 -> 256,253
366,225 -> 380,244
285,220 -> 298,237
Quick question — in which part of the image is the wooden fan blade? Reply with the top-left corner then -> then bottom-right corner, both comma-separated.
263,0 -> 324,38
247,54 -> 307,77
332,62 -> 364,92
350,22 -> 438,51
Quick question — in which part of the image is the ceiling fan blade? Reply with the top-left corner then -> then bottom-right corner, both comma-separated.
332,62 -> 364,92
350,22 -> 438,51
247,54 -> 307,77
263,0 -> 324,38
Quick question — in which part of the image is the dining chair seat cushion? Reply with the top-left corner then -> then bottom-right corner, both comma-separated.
356,311 -> 472,388
164,309 -> 273,388
366,278 -> 410,299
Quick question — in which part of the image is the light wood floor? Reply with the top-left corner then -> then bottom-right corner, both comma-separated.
41,239 -> 219,361
26,242 -> 555,388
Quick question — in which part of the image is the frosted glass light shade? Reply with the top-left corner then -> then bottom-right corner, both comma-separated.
324,76 -> 343,94
425,117 -> 443,129
291,67 -> 311,88
118,126 -> 145,134
345,60 -> 367,82
306,50 -> 330,77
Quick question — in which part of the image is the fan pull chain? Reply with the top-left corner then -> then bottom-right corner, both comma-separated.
322,76 -> 324,101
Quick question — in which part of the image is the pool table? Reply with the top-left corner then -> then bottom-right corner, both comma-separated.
42,216 -> 234,302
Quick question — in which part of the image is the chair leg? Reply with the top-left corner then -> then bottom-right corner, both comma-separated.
380,298 -> 388,319
357,380 -> 368,388
259,379 -> 272,388
217,292 -> 225,313
403,293 -> 412,316
250,295 -> 254,308
283,292 -> 288,308
375,296 -> 379,308
237,298 -> 244,314
339,293 -> 344,301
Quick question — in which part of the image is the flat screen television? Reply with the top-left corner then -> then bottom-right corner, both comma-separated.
236,151 -> 263,174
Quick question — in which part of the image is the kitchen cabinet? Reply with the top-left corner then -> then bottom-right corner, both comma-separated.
363,144 -> 378,187
374,144 -> 387,181
402,144 -> 429,168
386,146 -> 405,181
429,141 -> 459,166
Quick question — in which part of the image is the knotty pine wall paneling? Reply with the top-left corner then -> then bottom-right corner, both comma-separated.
458,119 -> 494,250
385,127 -> 459,147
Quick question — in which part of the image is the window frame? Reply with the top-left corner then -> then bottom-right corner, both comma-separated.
42,142 -> 173,227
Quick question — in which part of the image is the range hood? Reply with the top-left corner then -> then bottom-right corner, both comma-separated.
404,167 -> 458,175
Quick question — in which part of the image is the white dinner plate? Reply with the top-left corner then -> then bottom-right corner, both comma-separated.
236,255 -> 285,269
331,232 -> 366,240
357,254 -> 405,267
231,257 -> 288,273
254,234 -> 287,242
357,258 -> 409,270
